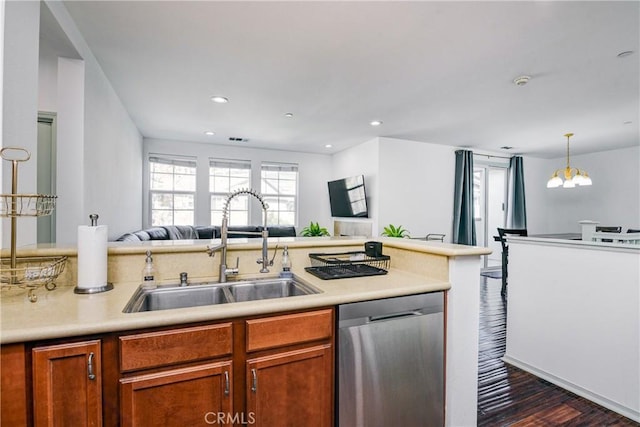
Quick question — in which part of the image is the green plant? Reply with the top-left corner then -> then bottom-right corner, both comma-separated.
381,224 -> 410,238
301,221 -> 330,237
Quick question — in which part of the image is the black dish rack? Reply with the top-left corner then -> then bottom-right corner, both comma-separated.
305,251 -> 390,280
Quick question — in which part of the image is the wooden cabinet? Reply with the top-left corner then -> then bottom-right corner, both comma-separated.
246,344 -> 333,427
3,307 -> 334,426
32,340 -> 102,427
118,323 -> 234,427
245,309 -> 334,427
117,310 -> 334,426
1,344 -> 28,426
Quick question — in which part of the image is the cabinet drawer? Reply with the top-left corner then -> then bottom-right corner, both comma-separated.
246,309 -> 333,352
120,323 -> 232,372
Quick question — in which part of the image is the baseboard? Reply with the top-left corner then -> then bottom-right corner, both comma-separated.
502,355 -> 640,423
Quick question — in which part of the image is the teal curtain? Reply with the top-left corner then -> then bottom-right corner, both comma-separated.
507,156 -> 527,229
452,150 -> 476,245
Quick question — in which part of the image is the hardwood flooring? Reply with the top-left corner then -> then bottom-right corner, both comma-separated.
477,277 -> 639,427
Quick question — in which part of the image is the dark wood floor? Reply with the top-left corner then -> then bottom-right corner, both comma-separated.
477,277 -> 639,427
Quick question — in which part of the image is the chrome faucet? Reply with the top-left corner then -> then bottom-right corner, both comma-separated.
206,188 -> 273,283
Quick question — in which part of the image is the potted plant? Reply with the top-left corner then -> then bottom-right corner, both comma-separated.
301,221 -> 331,237
381,224 -> 410,238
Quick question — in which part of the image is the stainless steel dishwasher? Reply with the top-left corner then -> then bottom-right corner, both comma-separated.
337,292 -> 444,427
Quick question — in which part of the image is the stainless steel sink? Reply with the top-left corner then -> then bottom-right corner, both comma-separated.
228,278 -> 319,302
123,283 -> 229,313
123,276 -> 321,313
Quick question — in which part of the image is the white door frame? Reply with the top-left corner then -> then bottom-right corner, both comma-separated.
474,158 -> 509,268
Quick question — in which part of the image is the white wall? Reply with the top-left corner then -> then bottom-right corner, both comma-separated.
0,0 -> 3,244
40,1 -> 143,243
38,36 -> 58,113
506,240 -> 640,421
378,137 -> 456,240
524,145 -> 640,234
144,138 -> 333,233
331,138 -> 379,235
331,137 -> 458,240
2,1 -> 40,248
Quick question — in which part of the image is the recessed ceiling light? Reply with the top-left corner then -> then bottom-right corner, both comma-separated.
513,75 -> 531,86
370,120 -> 383,126
210,96 -> 229,104
284,112 -> 294,118
617,51 -> 634,58
325,144 -> 333,148
204,131 -> 215,136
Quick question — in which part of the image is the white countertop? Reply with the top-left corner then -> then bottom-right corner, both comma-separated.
507,235 -> 640,253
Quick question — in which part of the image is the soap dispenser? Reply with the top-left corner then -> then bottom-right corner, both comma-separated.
141,250 -> 157,289
279,246 -> 293,278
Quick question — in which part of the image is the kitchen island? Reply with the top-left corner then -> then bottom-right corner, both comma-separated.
1,237 -> 490,426
504,236 -> 640,422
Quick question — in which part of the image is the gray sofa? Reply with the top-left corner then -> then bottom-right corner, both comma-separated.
114,225 -> 296,242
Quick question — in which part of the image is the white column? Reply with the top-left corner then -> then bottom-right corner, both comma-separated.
445,255 -> 482,426
56,57 -> 85,244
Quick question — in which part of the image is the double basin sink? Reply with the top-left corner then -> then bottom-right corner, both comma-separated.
123,276 -> 322,313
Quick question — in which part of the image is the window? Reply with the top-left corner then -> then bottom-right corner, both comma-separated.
210,159 -> 252,226
473,168 -> 484,220
261,162 -> 298,226
149,155 -> 196,225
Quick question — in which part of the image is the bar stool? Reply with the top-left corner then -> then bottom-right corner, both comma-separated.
496,228 -> 528,296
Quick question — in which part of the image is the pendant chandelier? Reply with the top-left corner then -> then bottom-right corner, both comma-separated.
546,133 -> 592,188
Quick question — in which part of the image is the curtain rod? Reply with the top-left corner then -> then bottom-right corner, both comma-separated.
473,153 -> 515,160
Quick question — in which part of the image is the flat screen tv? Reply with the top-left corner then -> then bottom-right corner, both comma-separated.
327,175 -> 369,218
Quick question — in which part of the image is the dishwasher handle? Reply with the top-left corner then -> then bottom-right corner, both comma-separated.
368,310 -> 423,323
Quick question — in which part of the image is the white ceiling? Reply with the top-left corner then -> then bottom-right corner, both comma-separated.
59,1 -> 639,159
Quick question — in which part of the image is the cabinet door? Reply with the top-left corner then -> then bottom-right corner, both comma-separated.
246,344 -> 332,427
2,344 -> 28,426
32,339 -> 102,427
120,360 -> 233,427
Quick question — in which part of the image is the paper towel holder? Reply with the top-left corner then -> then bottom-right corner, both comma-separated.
74,214 -> 114,295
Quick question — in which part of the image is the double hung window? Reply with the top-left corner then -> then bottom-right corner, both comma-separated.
210,159 -> 252,226
261,162 -> 298,226
149,155 -> 196,226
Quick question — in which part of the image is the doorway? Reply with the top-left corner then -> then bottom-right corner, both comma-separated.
37,112 -> 56,244
473,161 -> 508,268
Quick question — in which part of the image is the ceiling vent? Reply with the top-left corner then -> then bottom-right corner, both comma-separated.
229,137 -> 248,143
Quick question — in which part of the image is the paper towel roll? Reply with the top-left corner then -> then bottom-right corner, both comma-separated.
77,225 -> 108,289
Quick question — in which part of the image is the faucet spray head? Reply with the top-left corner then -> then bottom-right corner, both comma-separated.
222,188 -> 269,222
